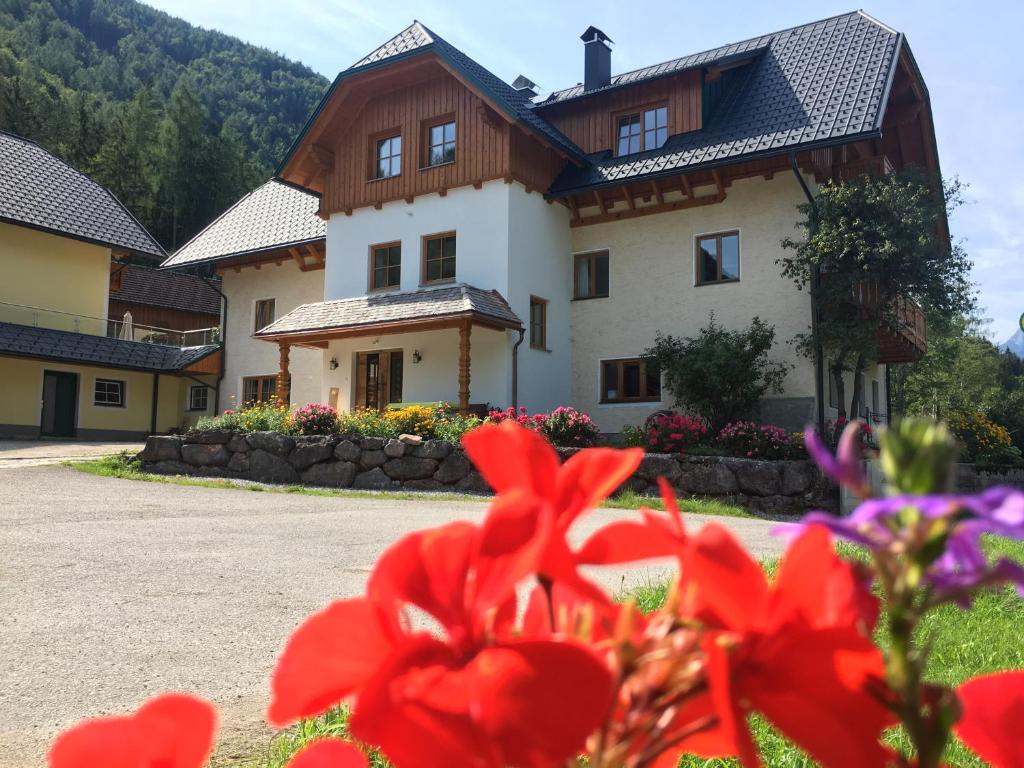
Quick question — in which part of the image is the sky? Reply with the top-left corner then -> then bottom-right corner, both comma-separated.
145,0 -> 1024,343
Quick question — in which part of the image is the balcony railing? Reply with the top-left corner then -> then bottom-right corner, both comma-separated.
0,301 -> 220,348
851,280 -> 928,363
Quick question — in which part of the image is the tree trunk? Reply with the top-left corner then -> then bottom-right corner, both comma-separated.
832,351 -> 849,421
849,353 -> 866,420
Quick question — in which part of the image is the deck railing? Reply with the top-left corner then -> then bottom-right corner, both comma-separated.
0,301 -> 220,348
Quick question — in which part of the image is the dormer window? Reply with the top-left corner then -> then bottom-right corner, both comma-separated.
373,133 -> 402,179
425,119 -> 456,167
616,106 -> 668,156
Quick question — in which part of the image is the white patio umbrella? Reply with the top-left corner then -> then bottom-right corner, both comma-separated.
119,310 -> 133,341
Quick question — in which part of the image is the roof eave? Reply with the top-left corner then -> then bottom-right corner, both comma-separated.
160,236 -> 326,271
0,215 -> 164,261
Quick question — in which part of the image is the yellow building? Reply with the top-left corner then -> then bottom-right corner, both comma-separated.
0,130 -> 221,439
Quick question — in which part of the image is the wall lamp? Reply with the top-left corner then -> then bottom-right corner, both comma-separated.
329,357 -> 339,370
412,350 -> 423,364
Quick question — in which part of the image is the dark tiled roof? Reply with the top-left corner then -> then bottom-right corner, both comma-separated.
0,321 -> 219,372
548,11 -> 902,194
163,180 -> 325,267
278,22 -> 589,175
110,265 -> 221,316
0,131 -> 164,258
258,284 -> 521,336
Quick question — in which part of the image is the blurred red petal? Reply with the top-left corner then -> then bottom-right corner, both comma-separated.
367,522 -> 477,631
474,494 -> 552,608
48,693 -> 216,768
285,739 -> 367,768
576,517 -> 680,565
679,523 -> 768,629
955,671 -> 1024,767
462,421 -> 559,499
554,447 -> 643,525
268,599 -> 398,726
469,640 -> 614,767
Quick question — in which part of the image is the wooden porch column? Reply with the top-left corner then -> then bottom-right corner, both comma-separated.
277,342 -> 291,406
458,320 -> 471,412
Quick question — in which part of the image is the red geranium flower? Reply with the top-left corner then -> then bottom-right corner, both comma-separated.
48,693 -> 216,768
955,670 -> 1024,767
285,739 -> 367,768
268,518 -> 614,768
677,525 -> 893,767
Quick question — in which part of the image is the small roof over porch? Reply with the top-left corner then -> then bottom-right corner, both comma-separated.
254,284 -> 522,410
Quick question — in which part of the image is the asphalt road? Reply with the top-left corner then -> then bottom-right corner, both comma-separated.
0,465 -> 784,766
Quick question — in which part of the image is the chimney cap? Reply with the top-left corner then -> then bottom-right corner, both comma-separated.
580,26 -> 613,45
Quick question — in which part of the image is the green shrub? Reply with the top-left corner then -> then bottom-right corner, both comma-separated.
976,444 -> 1024,466
717,421 -> 801,460
946,409 -> 1012,461
335,403 -> 479,442
292,403 -> 340,435
196,399 -> 295,434
620,424 -> 645,448
539,407 -> 600,448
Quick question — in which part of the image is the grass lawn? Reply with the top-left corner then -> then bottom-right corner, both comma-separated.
237,539 -> 1023,768
67,454 -> 756,519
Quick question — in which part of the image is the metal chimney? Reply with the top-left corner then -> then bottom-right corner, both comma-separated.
581,26 -> 613,91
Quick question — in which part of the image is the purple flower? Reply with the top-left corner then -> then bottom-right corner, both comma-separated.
804,422 -> 870,497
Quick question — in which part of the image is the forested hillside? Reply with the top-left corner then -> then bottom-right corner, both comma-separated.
0,0 -> 328,251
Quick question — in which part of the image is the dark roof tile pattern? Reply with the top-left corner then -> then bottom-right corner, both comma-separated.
549,12 -> 900,194
258,283 -> 521,336
163,180 -> 325,267
110,265 -> 221,316
0,321 -> 219,372
0,131 -> 164,258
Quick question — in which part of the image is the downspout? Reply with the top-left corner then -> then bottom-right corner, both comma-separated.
511,328 -> 525,410
150,373 -> 160,435
790,153 -> 826,435
201,275 -> 228,414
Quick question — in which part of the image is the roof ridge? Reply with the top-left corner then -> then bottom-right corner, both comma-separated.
99,184 -> 165,258
542,9 -> 872,101
856,9 -> 898,35
162,182 -> 266,268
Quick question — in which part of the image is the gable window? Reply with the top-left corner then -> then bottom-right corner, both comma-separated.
242,375 -> 277,405
601,358 -> 661,404
370,242 -> 401,291
425,119 -> 456,167
374,134 -> 402,179
573,251 -> 609,299
696,231 -> 740,285
529,296 -> 547,350
94,378 -> 125,407
423,232 -> 456,284
189,385 -> 209,411
616,105 -> 668,156
254,298 -> 276,333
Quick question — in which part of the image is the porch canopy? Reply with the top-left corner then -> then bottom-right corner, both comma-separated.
255,283 -> 522,410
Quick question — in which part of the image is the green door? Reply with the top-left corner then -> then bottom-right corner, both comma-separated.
41,371 -> 78,437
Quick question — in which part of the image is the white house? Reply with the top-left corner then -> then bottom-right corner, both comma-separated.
163,11 -> 935,433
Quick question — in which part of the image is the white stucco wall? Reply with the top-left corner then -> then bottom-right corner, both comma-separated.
506,184 -> 573,413
827,362 -> 889,424
569,173 -> 819,433
221,262 -> 324,410
321,326 -> 510,410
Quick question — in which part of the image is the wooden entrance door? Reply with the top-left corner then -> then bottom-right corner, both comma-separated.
41,371 -> 78,437
355,350 -> 403,410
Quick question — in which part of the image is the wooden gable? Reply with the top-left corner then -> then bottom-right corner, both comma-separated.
279,54 -> 566,217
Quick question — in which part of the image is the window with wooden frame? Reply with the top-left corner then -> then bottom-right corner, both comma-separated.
423,117 -> 456,167
189,385 -> 209,411
573,251 -> 610,299
695,231 -> 740,285
242,376 -> 277,405
94,378 -> 125,407
422,232 -> 456,284
253,298 -> 276,333
369,242 -> 401,291
616,105 -> 668,156
529,296 -> 547,350
600,358 -> 661,404
372,132 -> 402,179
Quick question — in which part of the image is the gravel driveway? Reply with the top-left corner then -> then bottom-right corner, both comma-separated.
0,464 -> 784,766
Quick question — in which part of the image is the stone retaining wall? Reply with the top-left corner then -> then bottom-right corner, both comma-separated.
138,430 -> 836,517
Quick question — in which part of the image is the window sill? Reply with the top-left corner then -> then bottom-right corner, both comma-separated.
571,295 -> 610,302
694,278 -> 741,287
529,345 -> 551,353
368,285 -> 402,294
599,398 -> 662,405
420,278 -> 456,287
366,174 -> 401,184
94,403 -> 126,408
419,161 -> 455,171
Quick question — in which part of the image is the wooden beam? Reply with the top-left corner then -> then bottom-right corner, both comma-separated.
277,343 -> 291,407
712,169 -> 725,196
650,180 -> 664,205
573,191 -> 725,228
309,144 -> 335,172
593,190 -> 608,215
458,321 -> 472,412
680,175 -> 693,198
622,187 -> 635,210
566,196 -> 580,222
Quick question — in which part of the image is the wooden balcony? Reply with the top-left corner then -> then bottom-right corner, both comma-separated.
851,280 -> 927,363
836,154 -> 895,182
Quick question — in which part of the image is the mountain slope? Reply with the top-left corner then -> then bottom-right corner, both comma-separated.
1000,329 -> 1024,359
0,0 -> 328,250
